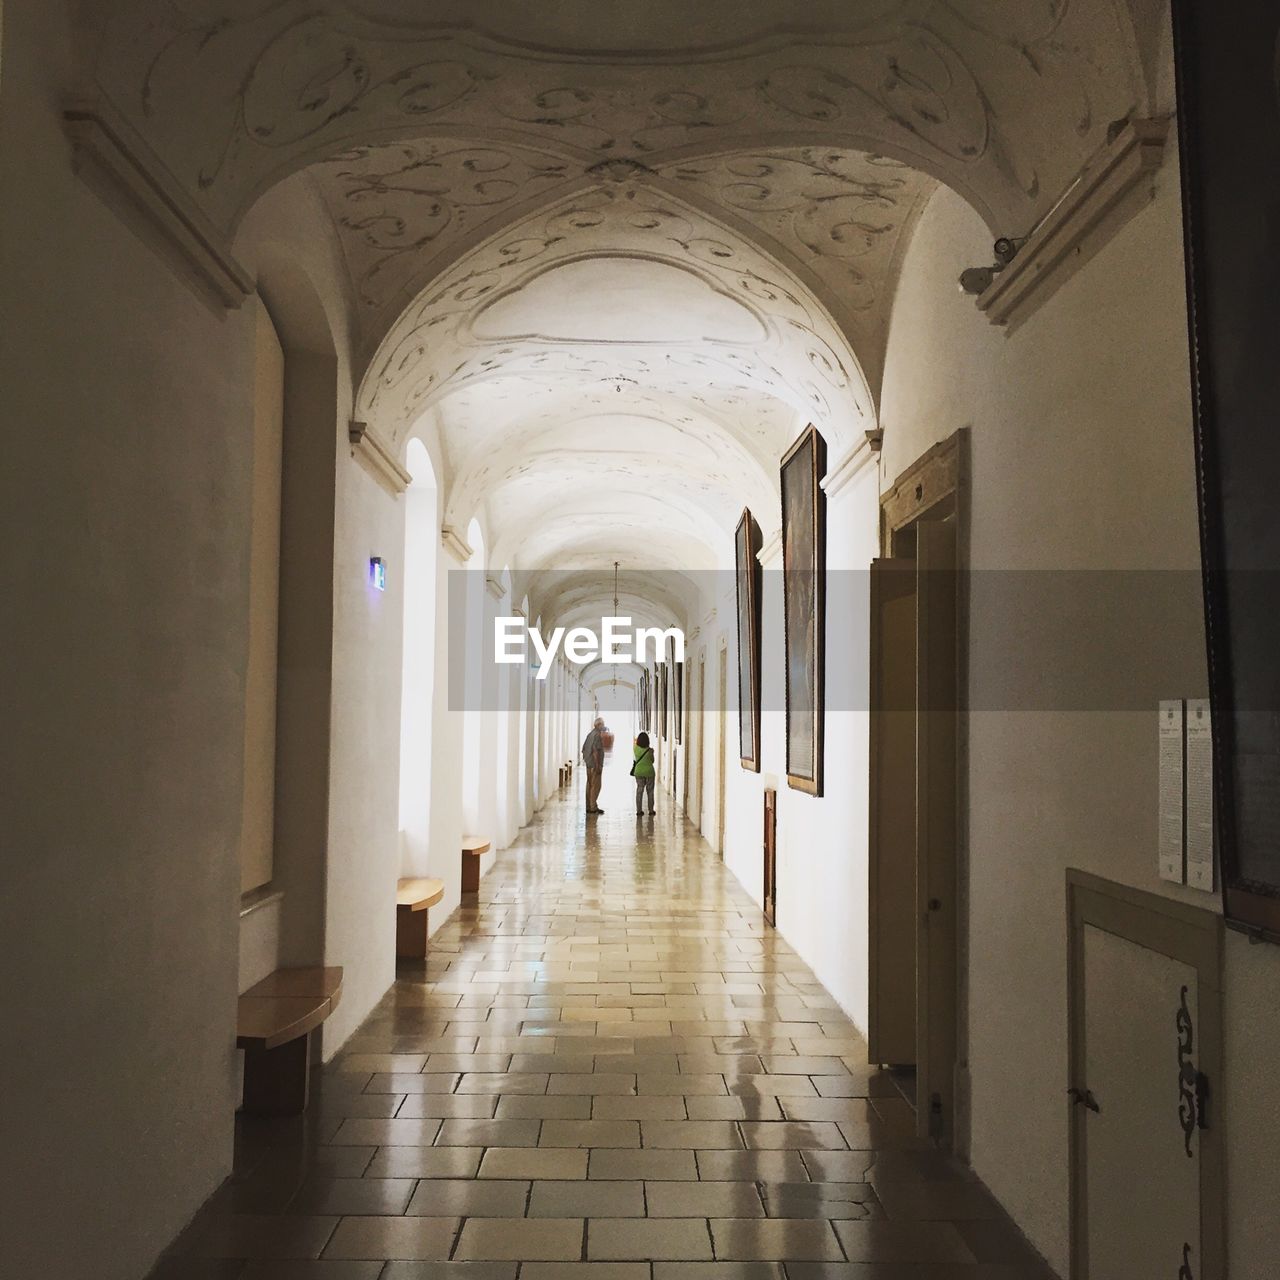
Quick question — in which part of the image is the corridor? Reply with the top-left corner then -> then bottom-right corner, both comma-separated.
155,769 -> 1048,1279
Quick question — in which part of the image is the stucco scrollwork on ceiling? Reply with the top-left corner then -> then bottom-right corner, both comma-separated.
96,0 -> 1149,234
659,150 -> 931,317
353,184 -> 870,452
310,140 -> 573,310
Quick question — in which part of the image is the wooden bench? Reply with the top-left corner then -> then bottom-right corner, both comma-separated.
236,965 -> 343,1115
396,875 -> 445,959
461,835 -> 491,894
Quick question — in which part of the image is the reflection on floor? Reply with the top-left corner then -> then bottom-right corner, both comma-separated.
152,768 -> 1055,1278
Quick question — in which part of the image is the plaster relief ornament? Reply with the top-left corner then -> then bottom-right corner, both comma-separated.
312,139 -> 573,308
353,183 -> 871,453
97,0 -> 1149,237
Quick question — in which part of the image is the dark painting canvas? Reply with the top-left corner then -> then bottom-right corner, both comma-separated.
1174,0 -> 1280,937
736,509 -> 763,770
780,426 -> 826,795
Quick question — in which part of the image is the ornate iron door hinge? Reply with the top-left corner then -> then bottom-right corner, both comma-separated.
1179,1241 -> 1195,1279
1177,985 -> 1209,1156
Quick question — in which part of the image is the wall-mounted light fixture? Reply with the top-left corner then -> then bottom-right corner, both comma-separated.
958,236 -> 1028,296
369,557 -> 386,591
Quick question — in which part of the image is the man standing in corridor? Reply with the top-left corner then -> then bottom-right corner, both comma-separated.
582,717 -> 606,815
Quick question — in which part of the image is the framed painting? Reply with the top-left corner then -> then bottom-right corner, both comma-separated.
659,662 -> 668,739
674,660 -> 684,744
1173,0 -> 1280,940
735,508 -> 763,770
780,425 -> 826,796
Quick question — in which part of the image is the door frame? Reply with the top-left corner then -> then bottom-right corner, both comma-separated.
1066,869 -> 1225,1280
877,428 -> 969,1150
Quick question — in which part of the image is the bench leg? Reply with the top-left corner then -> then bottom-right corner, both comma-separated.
461,855 -> 480,894
396,905 -> 429,959
242,1030 -> 312,1116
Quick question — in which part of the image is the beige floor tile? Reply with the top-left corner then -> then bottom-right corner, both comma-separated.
728,1076 -> 820,1098
528,1179 -> 646,1217
709,1218 -> 843,1261
497,1094 -> 593,1119
641,1120 -> 743,1149
197,789 -> 1025,1280
364,1073 -> 463,1094
435,1118 -> 541,1147
423,1054 -> 512,1073
455,1073 -> 550,1095
590,1148 -> 699,1180
651,1262 -> 783,1278
522,1266 -> 649,1280
478,1147 -> 590,1180
540,1119 -> 641,1148
404,1178 -> 530,1217
547,1072 -> 638,1095
365,1147 -> 484,1179
638,1074 -> 727,1096
588,1217 -> 714,1261
592,1095 -> 687,1120
739,1121 -> 849,1150
329,1117 -> 443,1146
454,1217 -> 583,1260
646,1181 -> 765,1218
323,1215 -> 459,1261
695,1151 -> 810,1182
396,1094 -> 499,1119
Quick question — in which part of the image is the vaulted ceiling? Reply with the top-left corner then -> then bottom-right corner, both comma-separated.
82,0 -> 1160,632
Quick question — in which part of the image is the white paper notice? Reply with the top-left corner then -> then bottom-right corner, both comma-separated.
1186,698 -> 1215,892
1159,700 -> 1186,884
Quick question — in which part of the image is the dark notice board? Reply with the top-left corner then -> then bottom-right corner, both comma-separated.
1173,1 -> 1280,937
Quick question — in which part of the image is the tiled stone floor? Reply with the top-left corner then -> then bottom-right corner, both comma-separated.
152,771 -> 1055,1279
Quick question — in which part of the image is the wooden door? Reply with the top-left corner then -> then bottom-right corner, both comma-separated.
763,787 -> 777,926
868,557 -> 917,1066
1080,927 -> 1202,1279
1067,873 -> 1224,1280
915,519 -> 958,1141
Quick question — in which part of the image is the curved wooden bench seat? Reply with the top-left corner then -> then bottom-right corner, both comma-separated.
397,876 -> 445,911
237,965 -> 342,1115
396,876 -> 445,959
461,835 -> 491,894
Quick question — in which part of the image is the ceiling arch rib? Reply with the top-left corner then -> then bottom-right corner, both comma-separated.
443,408 -> 778,558
303,139 -> 934,398
355,183 -> 872,457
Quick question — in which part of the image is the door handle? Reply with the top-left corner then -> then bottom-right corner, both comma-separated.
1068,1087 -> 1100,1113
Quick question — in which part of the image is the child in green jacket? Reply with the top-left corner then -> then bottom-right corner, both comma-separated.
632,732 -> 656,816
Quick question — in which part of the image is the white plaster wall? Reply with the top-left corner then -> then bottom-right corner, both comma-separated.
322,452 -> 406,1050
1,3 -> 245,1273
710,473 -> 878,1033
426,546 -> 469,926
398,443 -> 439,877
872,154 -> 1280,1271
773,472 -> 878,1031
